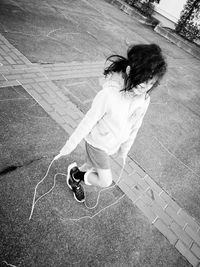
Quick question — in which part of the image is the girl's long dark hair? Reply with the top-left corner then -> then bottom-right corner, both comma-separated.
104,44 -> 167,94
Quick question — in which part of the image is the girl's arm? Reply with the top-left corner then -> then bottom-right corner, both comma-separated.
59,88 -> 108,156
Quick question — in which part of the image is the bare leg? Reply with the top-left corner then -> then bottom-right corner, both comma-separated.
79,163 -> 96,172
85,168 -> 113,188
79,163 -> 89,172
86,171 -> 102,187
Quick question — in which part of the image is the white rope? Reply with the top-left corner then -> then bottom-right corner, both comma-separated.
29,156 -> 125,220
29,157 -> 56,220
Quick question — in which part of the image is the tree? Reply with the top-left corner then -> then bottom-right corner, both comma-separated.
176,0 -> 200,41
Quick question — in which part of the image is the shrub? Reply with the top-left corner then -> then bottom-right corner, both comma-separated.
140,1 -> 155,17
124,0 -> 156,17
176,0 -> 200,42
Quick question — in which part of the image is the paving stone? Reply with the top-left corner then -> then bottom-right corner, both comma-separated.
47,81 -> 60,91
68,110 -> 82,121
42,85 -> 57,97
22,73 -> 37,79
160,191 -> 181,213
191,242 -> 200,259
0,80 -> 19,87
11,48 -> 24,56
15,59 -> 25,64
165,205 -> 187,229
175,240 -> 200,267
1,44 -> 11,53
55,91 -> 68,101
137,177 -> 150,192
50,65 -> 102,72
26,68 -> 41,73
123,161 -> 135,175
170,222 -> 193,248
18,55 -> 32,64
29,83 -> 44,94
33,77 -> 49,82
42,93 -> 56,104
22,84 -> 32,90
135,198 -> 158,223
141,192 -> 154,206
118,180 -> 140,203
150,202 -> 173,226
20,78 -> 35,84
154,218 -> 178,245
127,160 -> 146,178
50,111 -> 66,124
13,64 -> 28,69
5,56 -> 16,65
0,74 -> 6,81
130,186 -> 143,200
178,209 -> 200,233
48,72 -> 102,80
62,114 -> 77,129
144,175 -> 163,194
38,99 -> 54,112
9,52 -> 20,60
54,97 -> 68,107
123,172 -> 140,188
146,189 -> 167,209
185,225 -> 200,247
0,48 -> 7,55
12,69 -> 26,74
3,74 -> 22,80
52,104 -> 68,116
26,89 -> 42,101
61,123 -> 74,135
36,72 -> 46,78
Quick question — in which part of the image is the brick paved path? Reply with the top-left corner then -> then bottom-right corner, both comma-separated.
0,33 -> 200,266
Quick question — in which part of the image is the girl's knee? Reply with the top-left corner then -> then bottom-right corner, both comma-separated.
97,169 -> 112,188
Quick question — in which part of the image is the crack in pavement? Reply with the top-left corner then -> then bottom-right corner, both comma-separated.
0,156 -> 45,176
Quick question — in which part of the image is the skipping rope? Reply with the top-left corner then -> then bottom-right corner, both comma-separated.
29,155 -> 126,220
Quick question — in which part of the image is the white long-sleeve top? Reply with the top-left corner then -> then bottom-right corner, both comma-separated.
60,73 -> 150,157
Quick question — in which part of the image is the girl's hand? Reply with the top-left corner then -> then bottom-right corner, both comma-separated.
54,154 -> 62,160
118,148 -> 127,165
57,146 -> 70,158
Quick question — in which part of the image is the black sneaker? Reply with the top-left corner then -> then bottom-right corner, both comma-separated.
67,162 -> 85,203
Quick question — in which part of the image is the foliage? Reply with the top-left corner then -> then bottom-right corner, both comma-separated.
124,0 -> 158,17
140,1 -> 155,17
176,0 -> 200,42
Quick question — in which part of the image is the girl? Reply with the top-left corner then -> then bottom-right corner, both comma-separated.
56,43 -> 167,203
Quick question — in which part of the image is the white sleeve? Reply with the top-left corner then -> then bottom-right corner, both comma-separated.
59,88 -> 108,155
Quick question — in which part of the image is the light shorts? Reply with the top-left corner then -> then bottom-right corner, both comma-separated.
85,141 -> 110,170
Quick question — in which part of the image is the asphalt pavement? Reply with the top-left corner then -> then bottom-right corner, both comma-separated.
0,0 -> 200,266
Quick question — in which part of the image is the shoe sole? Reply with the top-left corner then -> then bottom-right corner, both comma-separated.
67,162 -> 77,190
67,162 -> 85,203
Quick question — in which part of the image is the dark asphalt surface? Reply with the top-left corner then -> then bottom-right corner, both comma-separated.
0,86 -> 190,266
1,0 -> 198,222
0,0 -> 200,266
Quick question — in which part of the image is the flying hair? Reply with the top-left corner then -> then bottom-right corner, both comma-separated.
104,43 -> 167,94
